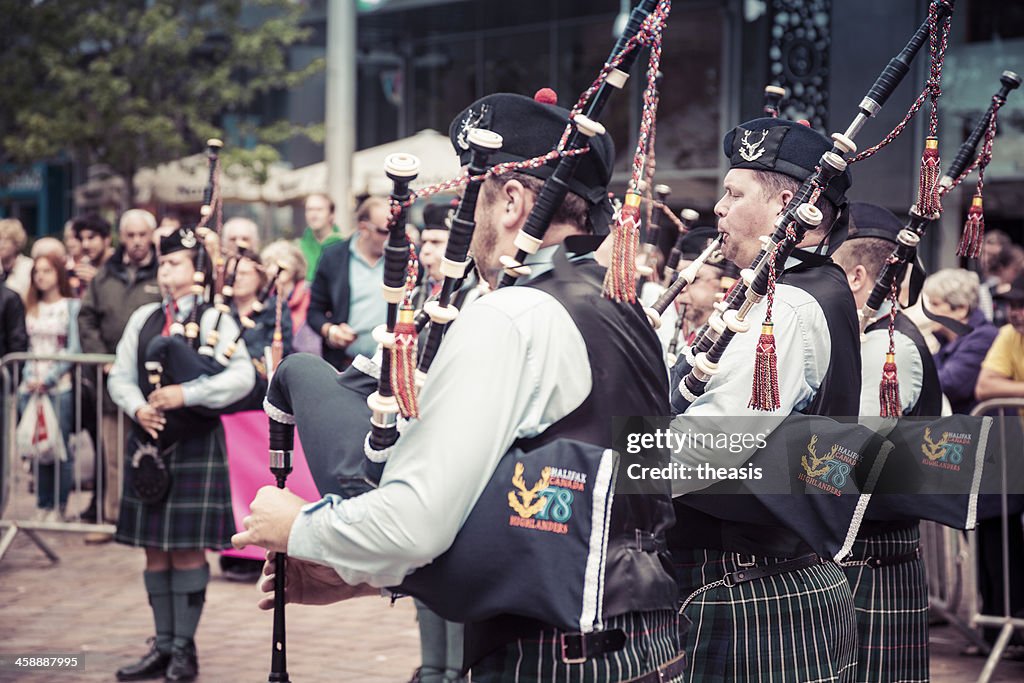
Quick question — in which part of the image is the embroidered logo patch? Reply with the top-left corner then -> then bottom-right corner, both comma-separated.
798,434 -> 860,496
920,427 -> 969,472
507,462 -> 582,534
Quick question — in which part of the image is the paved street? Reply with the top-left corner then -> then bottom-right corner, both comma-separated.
2,525 -> 1024,682
0,528 -> 420,682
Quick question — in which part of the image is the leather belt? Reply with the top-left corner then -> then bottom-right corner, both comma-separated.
679,553 -> 823,613
560,628 -> 627,664
844,546 -> 920,569
623,653 -> 687,683
722,553 -> 823,587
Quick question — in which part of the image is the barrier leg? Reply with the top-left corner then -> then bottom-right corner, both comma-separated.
0,522 -> 59,564
976,621 -> 1015,683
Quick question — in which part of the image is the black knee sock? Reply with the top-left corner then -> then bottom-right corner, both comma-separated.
143,570 -> 174,654
170,565 -> 209,650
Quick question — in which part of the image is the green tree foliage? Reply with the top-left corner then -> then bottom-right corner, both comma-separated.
0,0 -> 325,184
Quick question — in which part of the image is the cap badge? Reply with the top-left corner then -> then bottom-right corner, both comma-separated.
456,104 -> 491,151
739,129 -> 770,162
180,229 -> 197,249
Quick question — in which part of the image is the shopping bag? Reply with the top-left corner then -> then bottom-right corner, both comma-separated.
16,395 -> 66,465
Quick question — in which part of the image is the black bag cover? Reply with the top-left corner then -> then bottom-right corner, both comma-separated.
399,439 -> 619,634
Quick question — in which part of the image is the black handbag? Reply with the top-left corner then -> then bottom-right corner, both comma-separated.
130,439 -> 171,505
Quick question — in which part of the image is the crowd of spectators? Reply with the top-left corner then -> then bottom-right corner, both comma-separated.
0,199 -> 451,527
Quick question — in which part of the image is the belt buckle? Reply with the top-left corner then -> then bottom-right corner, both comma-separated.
736,554 -> 756,568
560,633 -> 588,665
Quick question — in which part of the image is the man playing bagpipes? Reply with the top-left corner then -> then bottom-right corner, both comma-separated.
232,90 -> 686,682
665,116 -> 866,682
829,202 -> 942,682
109,227 -> 254,681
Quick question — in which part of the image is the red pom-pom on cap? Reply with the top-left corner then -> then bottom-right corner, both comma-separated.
797,119 -> 811,127
534,88 -> 558,105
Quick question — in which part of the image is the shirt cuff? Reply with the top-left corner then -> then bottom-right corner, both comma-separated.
287,494 -> 402,588
123,396 -> 148,421
180,383 -> 200,407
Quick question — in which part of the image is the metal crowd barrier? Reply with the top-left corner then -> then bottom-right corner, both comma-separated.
920,519 -> 988,650
967,398 -> 1024,683
1,352 -> 123,563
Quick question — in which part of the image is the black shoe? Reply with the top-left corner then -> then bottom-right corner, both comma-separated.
116,641 -> 171,681
165,641 -> 198,682
79,497 -> 98,523
220,556 -> 263,582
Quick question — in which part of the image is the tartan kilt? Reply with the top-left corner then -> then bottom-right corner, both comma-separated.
674,549 -> 858,683
841,525 -> 928,683
115,424 -> 235,551
469,610 -> 683,683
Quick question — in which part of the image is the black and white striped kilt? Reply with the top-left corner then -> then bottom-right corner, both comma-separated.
115,426 -> 235,551
469,610 -> 682,683
674,548 -> 858,683
841,525 -> 928,683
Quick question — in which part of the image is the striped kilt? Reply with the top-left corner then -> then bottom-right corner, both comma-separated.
469,610 -> 683,683
115,425 -> 235,551
841,525 -> 928,683
675,549 -> 858,683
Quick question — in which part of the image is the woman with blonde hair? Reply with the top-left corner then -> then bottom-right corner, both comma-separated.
923,268 -> 999,414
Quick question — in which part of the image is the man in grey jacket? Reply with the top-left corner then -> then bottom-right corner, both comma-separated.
78,209 -> 161,537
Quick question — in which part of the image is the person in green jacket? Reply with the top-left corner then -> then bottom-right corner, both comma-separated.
297,193 -> 343,282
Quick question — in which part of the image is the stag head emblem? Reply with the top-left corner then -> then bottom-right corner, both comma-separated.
456,104 -> 491,150
921,427 -> 950,461
801,434 -> 838,479
508,463 -> 551,518
738,129 -> 770,162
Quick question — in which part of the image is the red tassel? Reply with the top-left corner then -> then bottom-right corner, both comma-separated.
602,192 -> 641,303
917,137 -> 941,216
879,353 -> 902,417
391,307 -> 420,419
957,195 -> 985,259
749,323 -> 781,411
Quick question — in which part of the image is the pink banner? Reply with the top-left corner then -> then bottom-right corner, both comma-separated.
221,411 -> 320,560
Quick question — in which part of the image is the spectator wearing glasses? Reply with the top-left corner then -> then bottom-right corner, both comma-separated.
307,196 -> 390,371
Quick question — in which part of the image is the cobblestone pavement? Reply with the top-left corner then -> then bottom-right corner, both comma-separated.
2,526 -> 1024,682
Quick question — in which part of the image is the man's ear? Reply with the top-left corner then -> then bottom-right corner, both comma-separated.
500,179 -> 533,233
774,188 -> 795,215
848,264 -> 867,293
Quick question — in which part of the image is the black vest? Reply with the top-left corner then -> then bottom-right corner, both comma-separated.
781,251 -> 862,417
520,256 -> 678,615
670,252 -> 864,557
465,254 -> 678,659
865,314 -> 943,417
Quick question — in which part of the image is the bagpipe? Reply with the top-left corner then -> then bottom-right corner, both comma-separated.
859,70 -> 1020,417
675,0 -> 957,413
262,0 -> 678,650
141,139 -> 239,445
